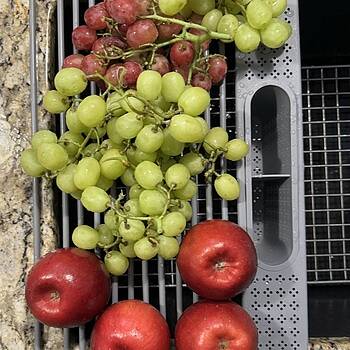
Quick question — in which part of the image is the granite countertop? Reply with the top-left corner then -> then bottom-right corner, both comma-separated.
0,0 -> 349,349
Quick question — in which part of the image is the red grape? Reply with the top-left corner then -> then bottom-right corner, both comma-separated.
105,64 -> 125,86
125,53 -> 145,65
72,25 -> 97,51
157,15 -> 183,42
191,72 -> 212,91
189,28 -> 211,51
63,54 -> 84,69
105,0 -> 138,25
118,23 -> 129,37
92,36 -> 126,54
189,13 -> 203,24
208,56 -> 228,84
84,3 -> 108,30
151,54 -> 170,76
170,40 -> 195,67
126,19 -> 159,48
135,0 -> 151,15
123,61 -> 143,87
81,54 -> 107,80
96,79 -> 107,92
173,65 -> 190,82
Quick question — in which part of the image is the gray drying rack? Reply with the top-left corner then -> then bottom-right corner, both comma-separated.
236,1 -> 309,349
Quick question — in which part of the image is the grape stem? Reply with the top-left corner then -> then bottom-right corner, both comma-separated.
141,14 -> 233,41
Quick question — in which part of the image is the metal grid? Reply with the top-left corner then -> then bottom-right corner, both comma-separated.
302,65 -> 350,284
30,1 -> 239,348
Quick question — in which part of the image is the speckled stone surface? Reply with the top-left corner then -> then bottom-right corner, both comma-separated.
0,0 -> 63,348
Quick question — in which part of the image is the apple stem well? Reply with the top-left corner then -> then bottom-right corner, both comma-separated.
50,291 -> 60,301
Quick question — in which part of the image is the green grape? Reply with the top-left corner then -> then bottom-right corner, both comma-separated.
106,91 -> 125,117
159,0 -> 188,16
124,199 -> 144,217
217,14 -> 239,42
202,9 -> 223,31
134,237 -> 159,260
135,125 -> 164,153
225,0 -> 241,15
100,139 -> 119,155
235,23 -> 261,52
89,126 -> 107,139
115,112 -> 143,139
160,128 -> 185,156
119,219 -> 145,241
169,114 -> 203,143
96,175 -> 114,191
54,67 -> 88,96
145,228 -> 159,237
134,149 -> 158,164
77,95 -> 107,128
72,225 -> 99,250
236,0 -> 252,4
66,108 -> 90,134
165,164 -> 190,190
43,90 -> 70,114
203,127 -> 229,153
135,161 -> 163,189
154,95 -> 171,113
158,235 -> 180,260
214,174 -> 240,200
20,148 -> 46,177
56,164 -> 79,194
104,251 -> 129,276
129,184 -> 144,199
59,131 -> 84,158
173,179 -> 197,200
136,70 -> 162,101
100,149 -> 127,180
161,72 -> 186,103
267,0 -> 287,17
224,139 -> 249,161
246,0 -> 272,29
36,143 -> 68,171
170,200 -> 193,221
74,157 -> 101,190
260,18 -> 291,48
31,130 -> 57,150
126,147 -> 138,165
282,20 -> 292,38
180,1 -> 192,17
188,0 -> 215,15
97,224 -> 115,246
81,143 -> 102,160
71,190 -> 82,200
119,241 -> 137,258
179,152 -> 205,176
160,156 -> 177,173
121,167 -> 137,186
139,190 -> 167,216
162,212 -> 186,237
104,209 -> 119,231
107,118 -> 125,146
194,117 -> 209,142
119,89 -> 145,113
81,186 -> 110,213
178,87 -> 210,116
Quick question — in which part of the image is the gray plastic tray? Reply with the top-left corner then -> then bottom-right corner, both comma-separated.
235,0 -> 309,349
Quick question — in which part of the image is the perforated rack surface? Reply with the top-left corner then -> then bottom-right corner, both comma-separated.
29,0 -> 308,349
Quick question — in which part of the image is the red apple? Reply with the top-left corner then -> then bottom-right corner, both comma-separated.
175,300 -> 258,350
25,248 -> 111,328
177,220 -> 257,300
90,299 -> 171,350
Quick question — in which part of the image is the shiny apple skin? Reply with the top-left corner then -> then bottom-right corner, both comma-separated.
25,248 -> 111,328
90,299 -> 171,350
177,220 -> 257,300
175,300 -> 258,350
